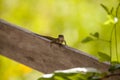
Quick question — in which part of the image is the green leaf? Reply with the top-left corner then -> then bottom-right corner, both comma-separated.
38,68 -> 101,80
87,73 -> 101,80
108,64 -> 120,73
100,4 -> 110,14
81,37 -> 94,43
104,15 -> 115,25
90,32 -> 99,38
98,52 -> 111,62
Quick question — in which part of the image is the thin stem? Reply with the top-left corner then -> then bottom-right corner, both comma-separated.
109,2 -> 120,63
114,24 -> 119,62
109,25 -> 115,63
98,38 -> 110,42
114,2 -> 120,62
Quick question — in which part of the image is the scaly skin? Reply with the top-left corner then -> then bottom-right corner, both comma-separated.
35,34 -> 66,46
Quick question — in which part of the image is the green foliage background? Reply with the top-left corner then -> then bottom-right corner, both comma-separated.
0,0 -> 120,80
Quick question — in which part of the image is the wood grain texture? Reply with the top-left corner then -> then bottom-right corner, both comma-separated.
0,19 -> 110,73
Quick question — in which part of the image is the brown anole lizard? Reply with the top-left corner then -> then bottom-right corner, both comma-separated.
34,34 -> 67,46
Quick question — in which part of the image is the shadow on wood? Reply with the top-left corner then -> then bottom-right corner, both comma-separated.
0,19 -> 110,73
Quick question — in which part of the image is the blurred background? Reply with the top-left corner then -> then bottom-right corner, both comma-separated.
0,0 -> 120,80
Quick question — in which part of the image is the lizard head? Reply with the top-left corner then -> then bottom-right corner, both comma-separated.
58,35 -> 64,41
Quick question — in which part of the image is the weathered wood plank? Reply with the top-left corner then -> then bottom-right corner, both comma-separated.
0,19 -> 110,73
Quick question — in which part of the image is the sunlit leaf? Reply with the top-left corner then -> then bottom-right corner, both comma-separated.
81,37 -> 94,43
98,52 -> 111,62
104,15 -> 115,25
88,76 -> 101,80
38,68 -> 101,80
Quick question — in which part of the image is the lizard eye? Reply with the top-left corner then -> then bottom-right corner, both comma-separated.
58,35 -> 64,38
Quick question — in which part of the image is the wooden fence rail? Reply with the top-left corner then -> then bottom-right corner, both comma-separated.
0,19 -> 110,73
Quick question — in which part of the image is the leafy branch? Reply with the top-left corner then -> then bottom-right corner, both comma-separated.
101,2 -> 120,63
82,2 -> 120,64
38,65 -> 120,80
